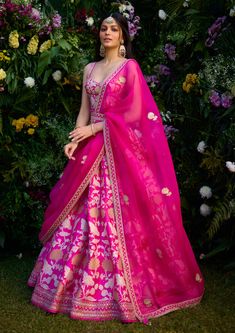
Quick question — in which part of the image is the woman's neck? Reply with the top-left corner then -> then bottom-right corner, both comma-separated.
102,48 -> 123,64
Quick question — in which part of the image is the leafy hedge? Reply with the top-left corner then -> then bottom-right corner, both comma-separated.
0,1 -> 234,267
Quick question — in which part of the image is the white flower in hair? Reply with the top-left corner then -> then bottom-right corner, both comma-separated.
199,186 -> 212,199
200,204 -> 211,217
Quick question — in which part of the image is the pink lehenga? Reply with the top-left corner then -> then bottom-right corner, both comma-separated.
28,59 -> 204,323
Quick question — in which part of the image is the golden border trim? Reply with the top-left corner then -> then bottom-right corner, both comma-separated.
41,145 -> 105,244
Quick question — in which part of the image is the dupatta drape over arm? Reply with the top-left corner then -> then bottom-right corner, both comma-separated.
39,59 -> 204,322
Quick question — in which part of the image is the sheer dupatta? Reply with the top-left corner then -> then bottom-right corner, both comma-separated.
102,59 -> 204,321
39,59 -> 204,322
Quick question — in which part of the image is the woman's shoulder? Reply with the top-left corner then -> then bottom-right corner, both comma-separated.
126,58 -> 140,68
84,62 -> 95,71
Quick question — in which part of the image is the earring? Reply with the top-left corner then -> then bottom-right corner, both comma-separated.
119,40 -> 126,58
100,44 -> 105,57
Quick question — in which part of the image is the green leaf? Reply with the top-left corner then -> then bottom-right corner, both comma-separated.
42,69 -> 53,85
38,51 -> 52,76
58,39 -> 72,51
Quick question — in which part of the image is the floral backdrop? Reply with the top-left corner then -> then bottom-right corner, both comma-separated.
0,0 -> 234,268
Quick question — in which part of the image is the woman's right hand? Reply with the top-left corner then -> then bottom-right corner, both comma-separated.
64,142 -> 78,160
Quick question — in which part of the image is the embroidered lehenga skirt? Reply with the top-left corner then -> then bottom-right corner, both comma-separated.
28,154 -> 137,322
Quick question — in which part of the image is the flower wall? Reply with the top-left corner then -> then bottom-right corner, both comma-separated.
0,0 -> 234,265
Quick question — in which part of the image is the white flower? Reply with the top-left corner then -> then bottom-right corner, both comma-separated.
229,7 -> 235,17
119,4 -> 127,13
24,77 -> 35,88
200,203 -> 211,217
199,186 -> 212,199
123,12 -> 130,19
126,4 -> 134,12
52,70 -> 62,81
86,16 -> 94,26
197,141 -> 207,153
158,9 -> 167,20
226,161 -> 235,172
16,253 -> 22,259
183,1 -> 189,7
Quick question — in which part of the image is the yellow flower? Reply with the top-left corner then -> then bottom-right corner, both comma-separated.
27,35 -> 39,55
0,52 -> 10,62
182,73 -> 199,93
27,128 -> 35,135
182,81 -> 192,93
9,30 -> 19,49
0,68 -> 7,81
39,40 -> 53,53
25,114 -> 39,127
12,117 -> 26,132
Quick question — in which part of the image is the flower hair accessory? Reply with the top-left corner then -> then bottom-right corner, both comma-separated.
104,16 -> 115,24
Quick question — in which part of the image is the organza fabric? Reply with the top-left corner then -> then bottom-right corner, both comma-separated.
34,59 -> 204,322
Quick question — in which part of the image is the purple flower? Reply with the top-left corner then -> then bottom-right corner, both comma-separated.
31,8 -> 41,22
164,43 -> 176,61
221,93 -> 233,108
159,64 -> 171,76
164,125 -> 179,139
144,75 -> 159,84
208,16 -> 226,36
205,16 -> 227,48
52,13 -> 62,28
209,90 -> 221,107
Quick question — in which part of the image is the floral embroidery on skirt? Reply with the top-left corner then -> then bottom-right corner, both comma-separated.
28,155 -> 137,322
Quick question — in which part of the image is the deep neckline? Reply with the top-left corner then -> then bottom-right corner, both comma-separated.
89,59 -> 129,85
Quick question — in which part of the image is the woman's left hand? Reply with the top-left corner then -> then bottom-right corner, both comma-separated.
68,125 -> 93,144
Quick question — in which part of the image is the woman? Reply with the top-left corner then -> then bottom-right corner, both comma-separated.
28,12 -> 204,324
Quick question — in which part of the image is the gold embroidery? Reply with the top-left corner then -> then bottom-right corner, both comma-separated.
156,248 -> 163,259
89,257 -> 100,270
195,273 -> 202,283
123,194 -> 129,205
72,253 -> 83,266
81,155 -> 87,164
147,112 -> 158,121
102,259 -> 114,271
89,207 -> 99,218
108,207 -> 114,218
49,249 -> 63,260
118,76 -> 126,84
144,299 -> 152,307
117,258 -> 123,270
161,187 -> 172,196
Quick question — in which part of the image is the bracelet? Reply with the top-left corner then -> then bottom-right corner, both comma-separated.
90,123 -> 96,136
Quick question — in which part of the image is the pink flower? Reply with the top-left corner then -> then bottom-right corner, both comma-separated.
209,90 -> 221,107
221,93 -> 233,108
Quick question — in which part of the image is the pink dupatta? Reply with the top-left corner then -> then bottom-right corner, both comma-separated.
39,59 -> 204,322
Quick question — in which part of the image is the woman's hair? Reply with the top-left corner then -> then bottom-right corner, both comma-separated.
94,12 -> 134,60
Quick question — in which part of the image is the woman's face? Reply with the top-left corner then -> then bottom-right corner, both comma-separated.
99,17 -> 122,50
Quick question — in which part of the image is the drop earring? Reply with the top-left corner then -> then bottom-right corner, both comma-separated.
100,44 -> 105,57
119,40 -> 126,58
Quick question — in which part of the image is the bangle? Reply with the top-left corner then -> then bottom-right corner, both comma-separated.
90,123 -> 96,136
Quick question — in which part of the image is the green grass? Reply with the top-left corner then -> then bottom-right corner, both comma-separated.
0,254 -> 234,333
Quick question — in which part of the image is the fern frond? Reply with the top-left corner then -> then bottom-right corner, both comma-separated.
207,199 -> 235,239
